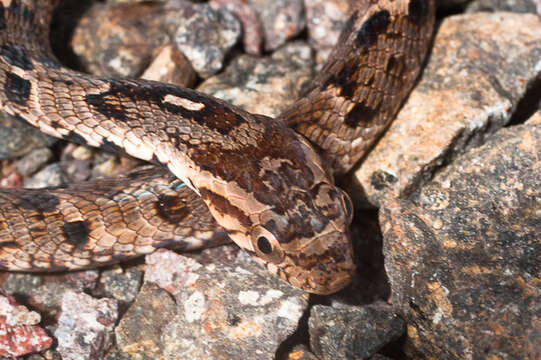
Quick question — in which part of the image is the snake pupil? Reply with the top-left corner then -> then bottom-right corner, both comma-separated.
257,236 -> 272,254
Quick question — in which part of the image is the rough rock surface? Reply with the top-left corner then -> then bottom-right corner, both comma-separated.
352,12 -> 541,207
309,302 -> 405,360
380,124 -> 541,359
145,250 -> 308,360
55,290 -> 118,360
141,45 -> 197,88
0,293 -> 52,357
0,114 -> 57,159
198,42 -> 314,118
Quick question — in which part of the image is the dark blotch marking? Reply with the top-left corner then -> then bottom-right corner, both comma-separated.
385,54 -> 406,76
5,72 -> 30,104
227,313 -> 241,327
0,241 -> 19,249
62,221 -> 90,247
322,59 -> 359,99
344,102 -> 379,128
0,3 -> 6,30
85,80 -> 246,136
356,10 -> 390,48
17,193 -> 59,212
0,43 -> 33,70
199,188 -> 252,229
64,131 -> 87,145
101,139 -> 124,155
257,236 -> 272,254
408,0 -> 429,25
156,194 -> 189,224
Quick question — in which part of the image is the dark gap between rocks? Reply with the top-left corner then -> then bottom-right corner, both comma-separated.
507,74 -> 541,126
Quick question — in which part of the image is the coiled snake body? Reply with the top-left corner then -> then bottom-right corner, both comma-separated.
0,0 -> 434,294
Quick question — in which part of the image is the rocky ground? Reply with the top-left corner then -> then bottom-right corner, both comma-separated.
0,0 -> 539,359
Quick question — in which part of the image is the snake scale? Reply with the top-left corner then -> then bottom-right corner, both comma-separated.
0,0 -> 434,294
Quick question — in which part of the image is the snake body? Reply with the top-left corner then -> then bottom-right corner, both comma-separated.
0,0 -> 434,294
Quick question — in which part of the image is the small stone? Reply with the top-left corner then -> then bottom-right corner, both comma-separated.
0,114 -> 57,160
352,12 -> 541,207
0,293 -> 53,357
140,45 -> 197,87
286,344 -> 320,360
309,302 -> 405,360
55,290 -> 118,360
198,42 -> 314,118
209,0 -> 264,54
14,148 -> 53,176
171,2 -> 241,78
466,0 -> 539,13
115,283 -> 176,359
380,124 -> 541,358
71,145 -> 94,161
23,163 -> 67,189
99,266 -> 143,304
248,0 -> 305,51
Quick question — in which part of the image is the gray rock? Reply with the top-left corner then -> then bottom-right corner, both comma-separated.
352,12 -> 541,208
143,250 -> 308,360
55,290 -> 118,360
15,148 -> 53,176
99,266 -> 143,304
466,0 -> 539,13
198,42 -> 314,118
171,2 -> 241,78
23,163 -> 67,189
309,302 -> 405,360
380,124 -> 541,359
0,114 -> 56,159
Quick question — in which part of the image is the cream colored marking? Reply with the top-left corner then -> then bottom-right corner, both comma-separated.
163,94 -> 205,111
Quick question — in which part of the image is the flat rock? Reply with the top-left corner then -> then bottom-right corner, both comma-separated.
309,302 -> 405,360
55,290 -> 118,360
0,114 -> 57,159
352,12 -> 541,208
143,250 -> 308,360
380,124 -> 541,359
198,42 -> 314,118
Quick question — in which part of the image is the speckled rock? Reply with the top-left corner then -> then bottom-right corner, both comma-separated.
72,2 -> 169,77
198,42 -> 314,118
143,249 -> 308,360
171,2 -> 241,78
99,266 -> 142,304
380,124 -> 541,359
14,148 -> 53,176
115,283 -> 176,359
0,114 -> 57,159
527,111 -> 541,125
248,0 -> 305,51
304,0 -> 350,63
55,290 -> 118,360
0,293 -> 53,357
140,45 -> 197,87
309,302 -> 405,360
23,163 -> 67,189
352,12 -> 541,208
209,0 -> 264,54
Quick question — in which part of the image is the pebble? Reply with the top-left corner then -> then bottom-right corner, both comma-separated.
0,114 -> 57,160
55,290 -> 118,360
23,163 -> 67,189
14,148 -> 53,176
140,44 -> 197,87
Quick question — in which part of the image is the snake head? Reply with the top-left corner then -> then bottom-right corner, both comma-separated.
195,118 -> 356,294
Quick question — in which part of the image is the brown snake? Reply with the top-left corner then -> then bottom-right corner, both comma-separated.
0,0 -> 434,294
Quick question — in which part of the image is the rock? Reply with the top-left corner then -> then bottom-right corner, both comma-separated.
171,2 -> 241,78
143,250 -> 308,360
15,148 -> 53,176
248,0 -> 305,51
351,12 -> 541,208
527,111 -> 541,125
285,344 -> 320,360
198,42 -> 314,118
72,2 -> 169,77
140,45 -> 197,87
0,293 -> 53,357
99,266 -> 142,304
0,114 -> 57,159
380,124 -> 541,359
115,282 -> 176,359
309,302 -> 405,360
23,163 -> 67,189
209,0 -> 264,55
304,0 -> 350,64
55,290 -> 118,360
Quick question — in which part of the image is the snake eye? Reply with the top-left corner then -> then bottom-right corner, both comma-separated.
251,226 -> 285,264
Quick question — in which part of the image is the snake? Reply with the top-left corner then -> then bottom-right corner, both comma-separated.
0,0 -> 434,294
